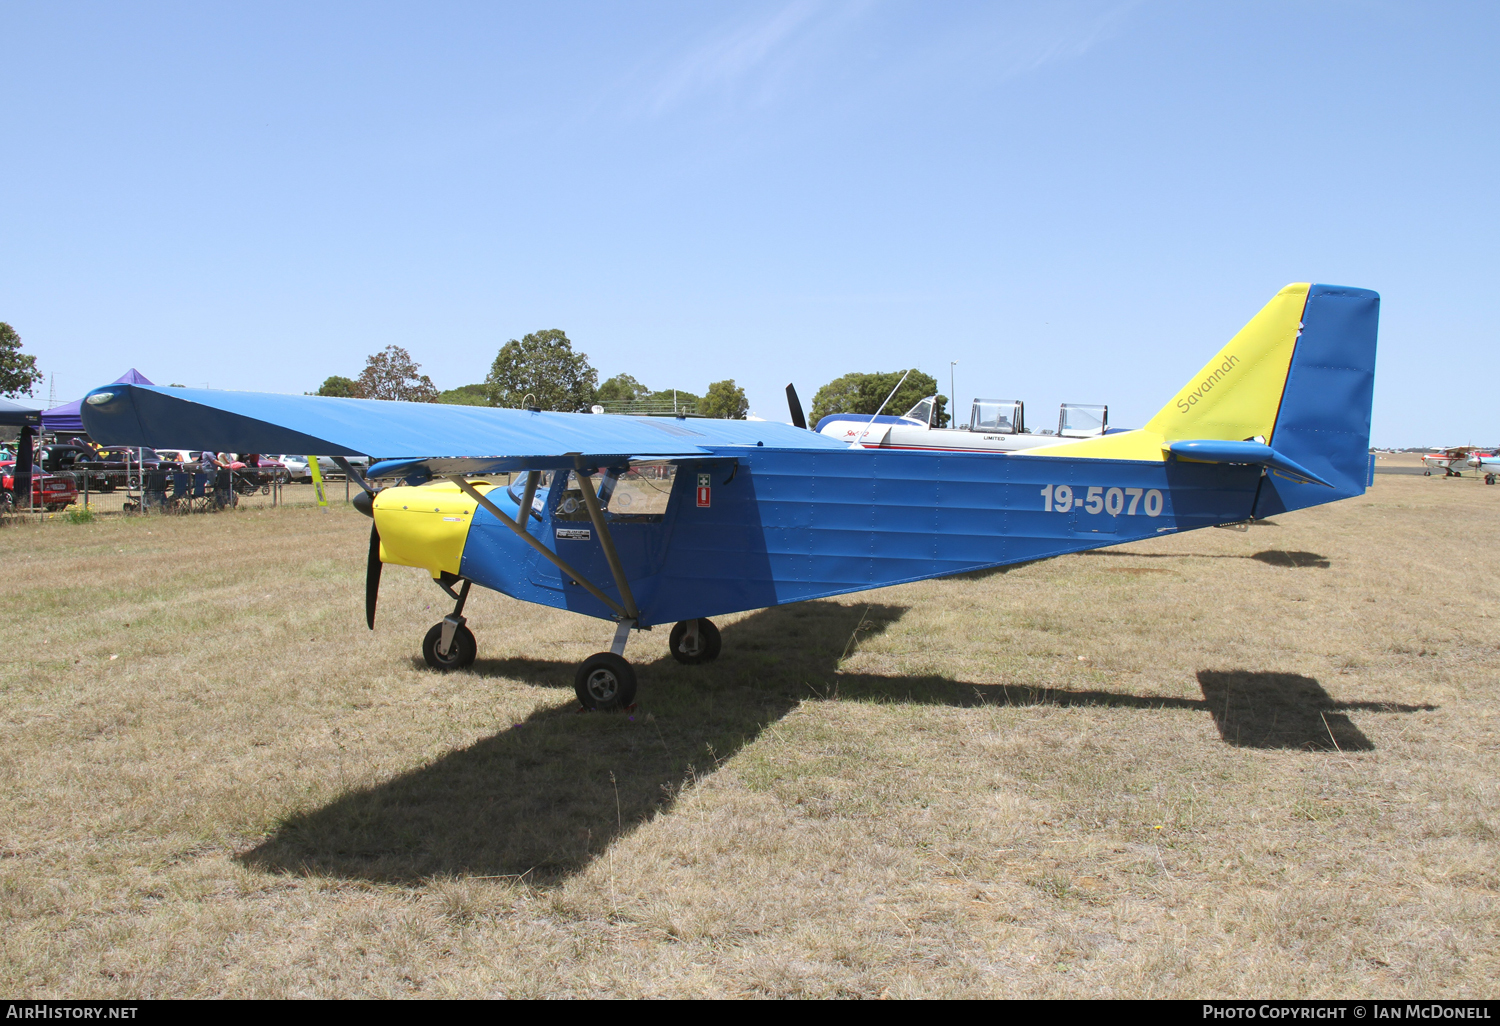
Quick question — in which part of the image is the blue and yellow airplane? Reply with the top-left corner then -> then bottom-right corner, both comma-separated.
81,284 -> 1378,711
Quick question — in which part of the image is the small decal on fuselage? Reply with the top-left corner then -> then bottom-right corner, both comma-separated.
555,528 -> 591,540
697,473 -> 711,508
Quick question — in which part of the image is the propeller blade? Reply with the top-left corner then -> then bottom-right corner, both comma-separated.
366,522 -> 382,630
352,488 -> 374,518
786,384 -> 807,430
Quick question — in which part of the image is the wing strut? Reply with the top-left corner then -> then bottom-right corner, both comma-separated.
447,476 -> 631,620
577,469 -> 641,623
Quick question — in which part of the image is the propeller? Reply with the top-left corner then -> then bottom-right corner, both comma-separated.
786,384 -> 807,429
365,520 -> 381,630
352,486 -> 381,629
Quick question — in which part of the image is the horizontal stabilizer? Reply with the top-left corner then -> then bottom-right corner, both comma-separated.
1167,439 -> 1333,487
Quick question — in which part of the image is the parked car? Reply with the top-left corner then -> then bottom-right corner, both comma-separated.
32,444 -> 116,494
76,446 -> 167,491
273,455 -> 369,483
1,461 -> 79,511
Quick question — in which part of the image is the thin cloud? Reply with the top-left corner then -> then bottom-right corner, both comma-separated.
608,1 -> 1136,124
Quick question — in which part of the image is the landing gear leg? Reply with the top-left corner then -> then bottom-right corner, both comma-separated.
422,578 -> 476,670
575,621 -> 638,710
669,618 -> 722,664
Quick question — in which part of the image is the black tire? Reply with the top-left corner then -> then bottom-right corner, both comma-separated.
668,618 -> 722,664
1487,475 -> 1495,486
574,652 -> 637,710
1424,470 -> 1431,476
422,621 -> 477,671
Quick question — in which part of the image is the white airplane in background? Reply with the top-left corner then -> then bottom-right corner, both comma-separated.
1465,451 -> 1500,484
807,394 -> 1114,454
1422,446 -> 1487,477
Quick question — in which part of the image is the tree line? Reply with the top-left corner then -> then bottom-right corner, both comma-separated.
809,370 -> 950,428
4,316 -> 952,432
0,322 -> 43,398
318,330 -> 953,429
316,330 -> 749,420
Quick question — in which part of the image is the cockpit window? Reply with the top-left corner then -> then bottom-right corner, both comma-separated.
971,399 -> 1024,434
506,470 -> 556,517
903,397 -> 935,427
1058,404 -> 1108,438
550,465 -> 677,523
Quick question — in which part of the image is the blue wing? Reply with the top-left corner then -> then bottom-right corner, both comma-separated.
79,385 -> 845,474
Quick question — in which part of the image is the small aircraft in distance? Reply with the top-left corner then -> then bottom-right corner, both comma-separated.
1421,446 -> 1486,477
807,393 -> 1112,455
1465,451 -> 1500,485
82,283 -> 1379,712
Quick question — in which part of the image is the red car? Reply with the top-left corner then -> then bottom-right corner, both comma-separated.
1,461 -> 79,511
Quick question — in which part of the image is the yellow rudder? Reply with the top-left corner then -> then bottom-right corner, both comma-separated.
1030,283 -> 1311,461
1143,283 -> 1309,443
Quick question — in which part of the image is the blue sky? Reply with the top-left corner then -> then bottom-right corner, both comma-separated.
1,1 -> 1495,444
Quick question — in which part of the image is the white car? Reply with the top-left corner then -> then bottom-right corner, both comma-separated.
274,455 -> 370,483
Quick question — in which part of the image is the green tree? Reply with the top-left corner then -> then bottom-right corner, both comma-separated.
595,373 -> 651,404
316,375 -> 358,398
436,383 -> 490,406
809,369 -> 947,428
700,379 -> 749,419
485,329 -> 597,411
355,347 -> 439,402
0,322 -> 43,398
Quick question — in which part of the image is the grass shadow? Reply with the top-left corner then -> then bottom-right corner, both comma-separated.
239,605 -> 1431,885
1193,670 -> 1430,750
822,672 -> 1431,754
1085,549 -> 1330,568
1249,551 -> 1330,569
239,601 -> 903,885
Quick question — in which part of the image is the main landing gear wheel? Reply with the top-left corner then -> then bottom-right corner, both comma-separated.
575,653 -> 637,711
669,618 -> 722,664
422,621 -> 476,670
1487,475 -> 1496,486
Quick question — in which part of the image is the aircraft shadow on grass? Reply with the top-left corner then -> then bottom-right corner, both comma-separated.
239,602 -> 1433,885
1084,548 -> 1332,569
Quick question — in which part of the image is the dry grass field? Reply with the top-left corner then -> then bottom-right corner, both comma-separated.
1,461 -> 1496,998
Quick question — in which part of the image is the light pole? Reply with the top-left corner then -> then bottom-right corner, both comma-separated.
949,361 -> 958,427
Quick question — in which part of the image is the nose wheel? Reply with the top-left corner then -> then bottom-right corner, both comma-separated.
422,619 -> 476,670
420,577 -> 477,671
669,618 -> 721,664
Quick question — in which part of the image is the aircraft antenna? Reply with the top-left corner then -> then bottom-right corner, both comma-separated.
853,368 -> 912,449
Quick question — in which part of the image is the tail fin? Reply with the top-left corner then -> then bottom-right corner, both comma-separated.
1032,283 -> 1380,514
1251,284 -> 1379,516
1144,283 -> 1310,443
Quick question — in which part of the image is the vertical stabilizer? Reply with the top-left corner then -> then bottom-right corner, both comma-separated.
1252,285 -> 1379,516
1144,283 -> 1310,443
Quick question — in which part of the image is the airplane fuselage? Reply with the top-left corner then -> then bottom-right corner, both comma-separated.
374,444 -> 1328,628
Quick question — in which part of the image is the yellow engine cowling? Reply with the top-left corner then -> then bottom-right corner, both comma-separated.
372,480 -> 502,579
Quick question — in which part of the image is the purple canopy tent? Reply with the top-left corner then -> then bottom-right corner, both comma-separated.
42,369 -> 156,434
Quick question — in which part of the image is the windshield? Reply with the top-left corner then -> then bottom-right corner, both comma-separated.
971,399 -> 1024,434
1058,404 -> 1108,438
507,470 -> 557,517
545,465 -> 678,522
